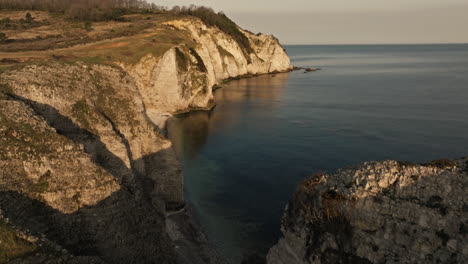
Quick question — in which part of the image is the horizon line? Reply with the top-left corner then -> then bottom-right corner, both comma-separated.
282,42 -> 468,46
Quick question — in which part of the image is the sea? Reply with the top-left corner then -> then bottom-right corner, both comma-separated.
167,44 -> 468,263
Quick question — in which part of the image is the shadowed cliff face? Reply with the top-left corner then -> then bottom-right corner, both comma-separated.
0,62 -> 182,263
267,159 -> 468,264
121,17 -> 291,129
0,97 -> 177,263
1,62 -> 184,211
166,73 -> 291,262
0,14 -> 291,262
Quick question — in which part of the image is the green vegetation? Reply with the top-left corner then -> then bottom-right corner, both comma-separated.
0,82 -> 13,95
24,12 -> 34,23
0,0 -> 165,21
31,170 -> 51,193
0,109 -> 65,160
0,32 -> 7,43
189,48 -> 207,72
175,47 -> 188,72
83,69 -> 142,130
172,5 -> 253,55
83,21 -> 93,31
0,18 -> 157,52
0,3 -> 254,67
0,17 -> 11,26
0,13 -> 44,31
71,99 -> 100,134
0,220 -> 37,263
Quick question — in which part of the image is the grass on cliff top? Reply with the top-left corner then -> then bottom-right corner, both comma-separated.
173,6 -> 253,55
0,9 -> 159,52
0,220 -> 37,263
0,14 -> 194,66
0,6 -> 254,66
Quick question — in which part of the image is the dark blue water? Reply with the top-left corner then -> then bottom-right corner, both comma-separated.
168,44 -> 468,263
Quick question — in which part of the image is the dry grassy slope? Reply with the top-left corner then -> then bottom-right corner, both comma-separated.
1,10 -> 291,115
0,11 -> 189,64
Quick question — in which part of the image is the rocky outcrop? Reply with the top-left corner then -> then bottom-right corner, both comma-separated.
267,159 -> 468,264
0,15 -> 290,263
0,65 -> 179,263
1,62 -> 183,210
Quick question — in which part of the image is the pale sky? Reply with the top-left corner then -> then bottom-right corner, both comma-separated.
152,0 -> 468,44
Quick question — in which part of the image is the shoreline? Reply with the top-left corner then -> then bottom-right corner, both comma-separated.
159,68 -> 295,132
164,69 -> 297,264
167,202 -> 230,264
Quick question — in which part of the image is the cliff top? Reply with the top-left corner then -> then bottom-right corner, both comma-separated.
0,10 -> 194,66
0,7 -> 262,69
0,5 -> 291,262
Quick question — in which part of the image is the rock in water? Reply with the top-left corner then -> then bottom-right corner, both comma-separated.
267,159 -> 468,264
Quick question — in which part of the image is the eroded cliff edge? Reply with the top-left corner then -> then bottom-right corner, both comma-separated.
0,13 -> 290,263
267,159 -> 468,264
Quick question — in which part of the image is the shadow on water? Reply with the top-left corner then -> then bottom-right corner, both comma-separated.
168,73 -> 291,161
169,110 -> 214,160
167,44 -> 468,263
167,73 -> 291,263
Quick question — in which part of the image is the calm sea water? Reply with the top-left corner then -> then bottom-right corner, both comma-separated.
167,44 -> 468,263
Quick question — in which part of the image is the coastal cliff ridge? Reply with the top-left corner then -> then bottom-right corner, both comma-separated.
0,8 -> 290,264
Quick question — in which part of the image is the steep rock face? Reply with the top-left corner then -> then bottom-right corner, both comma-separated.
1,63 -> 183,209
0,100 -> 120,214
267,159 -> 468,264
0,15 -> 291,263
122,18 -> 291,128
0,64 -> 179,263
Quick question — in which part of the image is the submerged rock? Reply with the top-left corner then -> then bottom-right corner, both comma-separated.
267,159 -> 468,264
303,68 -> 321,73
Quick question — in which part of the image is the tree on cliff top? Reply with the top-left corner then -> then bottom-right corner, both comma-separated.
172,5 -> 254,55
0,0 -> 165,21
0,32 -> 7,43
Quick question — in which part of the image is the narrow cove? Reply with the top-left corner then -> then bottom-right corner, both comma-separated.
167,44 -> 468,263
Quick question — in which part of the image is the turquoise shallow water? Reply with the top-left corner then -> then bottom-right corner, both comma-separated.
167,44 -> 468,263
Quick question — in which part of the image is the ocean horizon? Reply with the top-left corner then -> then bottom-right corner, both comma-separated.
169,43 -> 468,262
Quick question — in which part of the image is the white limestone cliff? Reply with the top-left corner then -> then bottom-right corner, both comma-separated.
122,18 -> 291,129
0,16 -> 291,263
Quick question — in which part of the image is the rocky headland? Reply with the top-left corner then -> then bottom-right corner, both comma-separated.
267,159 -> 468,264
0,9 -> 290,264
1,7 -> 467,264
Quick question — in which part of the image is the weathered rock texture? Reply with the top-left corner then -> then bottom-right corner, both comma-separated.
0,65 -> 178,263
0,16 -> 290,264
122,18 -> 290,128
268,159 -> 468,264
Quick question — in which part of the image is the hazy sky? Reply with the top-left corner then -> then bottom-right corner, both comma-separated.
152,0 -> 468,44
